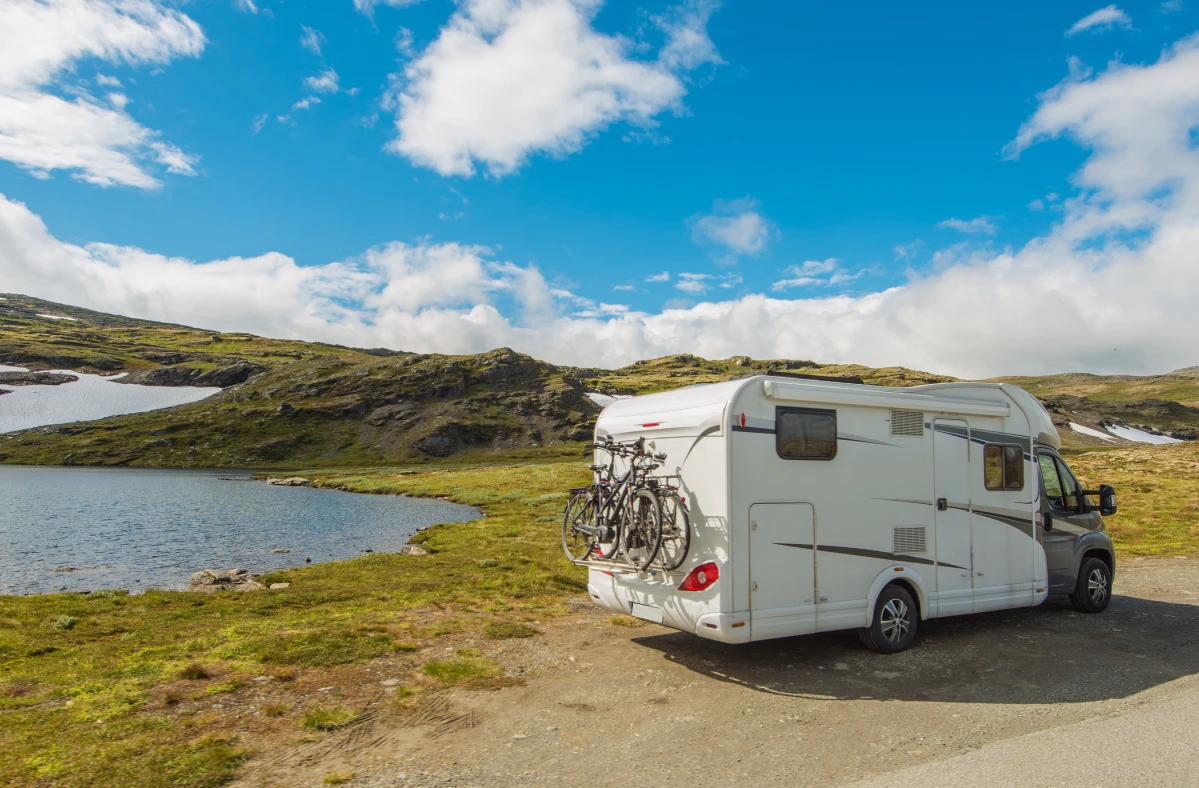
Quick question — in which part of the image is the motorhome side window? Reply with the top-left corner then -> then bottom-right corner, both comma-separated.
776,407 -> 837,460
983,444 -> 1024,490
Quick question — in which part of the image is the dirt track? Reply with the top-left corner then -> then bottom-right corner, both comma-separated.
236,558 -> 1199,787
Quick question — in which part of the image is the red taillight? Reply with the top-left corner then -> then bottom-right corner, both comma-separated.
678,561 -> 719,592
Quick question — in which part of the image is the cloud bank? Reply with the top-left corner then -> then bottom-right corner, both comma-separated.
5,34 -> 1199,379
0,0 -> 206,188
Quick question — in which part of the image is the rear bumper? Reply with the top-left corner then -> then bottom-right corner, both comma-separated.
587,568 -> 748,644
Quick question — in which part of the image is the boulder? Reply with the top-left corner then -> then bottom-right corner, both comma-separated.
267,477 -> 310,486
188,568 -> 266,593
400,545 -> 429,556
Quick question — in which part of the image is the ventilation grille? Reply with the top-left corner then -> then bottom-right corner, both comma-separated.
891,409 -> 924,437
893,526 -> 927,555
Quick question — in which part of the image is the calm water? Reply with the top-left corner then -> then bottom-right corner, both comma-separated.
0,466 -> 481,595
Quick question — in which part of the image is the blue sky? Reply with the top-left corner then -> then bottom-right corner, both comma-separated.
2,0 -> 1199,376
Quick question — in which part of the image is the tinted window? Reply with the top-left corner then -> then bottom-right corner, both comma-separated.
1055,457 -> 1082,511
984,444 -> 1024,490
1038,454 -> 1065,509
776,408 -> 837,460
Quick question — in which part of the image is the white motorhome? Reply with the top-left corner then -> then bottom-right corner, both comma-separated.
587,373 -> 1118,653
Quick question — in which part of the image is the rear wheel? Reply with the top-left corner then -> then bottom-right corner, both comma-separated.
620,490 -> 663,571
656,494 -> 691,571
859,585 -> 918,654
561,491 -> 598,562
1069,557 -> 1112,613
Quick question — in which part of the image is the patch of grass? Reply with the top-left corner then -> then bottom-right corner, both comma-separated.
484,622 -> 539,639
224,629 -> 398,667
205,679 -> 243,696
420,656 -> 501,686
300,707 -> 359,731
323,772 -> 356,785
609,614 -> 649,628
262,703 -> 289,718
52,615 -> 78,631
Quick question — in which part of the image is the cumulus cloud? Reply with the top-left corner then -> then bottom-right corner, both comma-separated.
771,259 -> 866,291
0,0 -> 206,189
939,215 -> 998,235
689,198 -> 771,260
6,35 -> 1199,378
1067,5 -> 1132,35
646,271 -> 671,283
384,0 -> 720,177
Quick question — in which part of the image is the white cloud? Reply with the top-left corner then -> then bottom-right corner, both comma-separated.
674,273 -> 711,294
689,197 -> 771,260
385,0 -> 720,177
772,259 -> 864,291
252,113 -> 269,133
613,284 -> 636,291
304,69 -> 340,94
300,26 -> 325,56
646,271 -> 671,282
0,0 -> 206,189
292,96 -> 322,111
354,0 -> 425,16
1028,199 -> 1045,211
235,0 -> 259,13
939,215 -> 998,235
893,241 -> 922,260
1161,0 -> 1183,12
95,74 -> 121,88
6,35 -> 1199,379
1067,5 -> 1132,35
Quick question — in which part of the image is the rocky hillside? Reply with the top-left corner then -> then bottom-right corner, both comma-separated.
1,294 -> 1196,465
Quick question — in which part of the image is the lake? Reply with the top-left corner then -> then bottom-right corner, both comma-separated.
0,466 -> 481,595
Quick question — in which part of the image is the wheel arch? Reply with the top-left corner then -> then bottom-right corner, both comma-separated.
1074,533 -> 1116,584
865,566 -> 929,625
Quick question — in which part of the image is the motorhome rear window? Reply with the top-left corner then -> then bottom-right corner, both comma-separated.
776,407 -> 837,460
983,444 -> 1024,490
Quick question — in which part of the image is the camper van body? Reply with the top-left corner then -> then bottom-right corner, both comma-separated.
587,375 -> 1113,644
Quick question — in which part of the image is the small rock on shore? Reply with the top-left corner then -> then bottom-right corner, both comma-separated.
265,477 -> 311,487
189,568 -> 266,593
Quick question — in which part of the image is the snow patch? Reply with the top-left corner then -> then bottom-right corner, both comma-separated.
1069,423 -> 1117,443
1105,424 -> 1183,445
0,370 -> 221,434
35,313 -> 77,321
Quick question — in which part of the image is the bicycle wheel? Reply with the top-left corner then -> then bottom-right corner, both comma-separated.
561,490 -> 598,562
620,489 -> 663,571
656,493 -> 691,571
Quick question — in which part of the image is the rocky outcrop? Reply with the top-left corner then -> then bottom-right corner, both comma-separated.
188,568 -> 266,592
0,371 -> 78,386
120,361 -> 265,388
266,476 -> 311,486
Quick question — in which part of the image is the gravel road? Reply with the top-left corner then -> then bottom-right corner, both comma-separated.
244,558 -> 1199,787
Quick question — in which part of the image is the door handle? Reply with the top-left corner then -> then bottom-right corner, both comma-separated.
936,498 -> 948,511
1043,512 -> 1053,531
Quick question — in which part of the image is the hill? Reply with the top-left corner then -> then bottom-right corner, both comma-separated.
1,294 -> 1196,465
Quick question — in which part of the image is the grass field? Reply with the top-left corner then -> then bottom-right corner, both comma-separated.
2,443 -> 1197,787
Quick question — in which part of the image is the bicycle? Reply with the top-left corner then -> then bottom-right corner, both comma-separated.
561,436 -> 665,571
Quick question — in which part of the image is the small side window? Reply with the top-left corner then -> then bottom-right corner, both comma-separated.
776,407 -> 837,460
984,444 -> 1025,491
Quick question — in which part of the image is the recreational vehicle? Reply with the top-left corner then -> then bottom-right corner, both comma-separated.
585,373 -> 1118,653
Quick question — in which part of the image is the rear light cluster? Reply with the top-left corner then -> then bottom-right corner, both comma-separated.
678,561 -> 719,592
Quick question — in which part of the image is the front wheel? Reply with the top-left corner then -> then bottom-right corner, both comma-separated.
859,585 -> 918,654
1070,557 -> 1112,613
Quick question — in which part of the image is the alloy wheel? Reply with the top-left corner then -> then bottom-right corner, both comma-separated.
1088,568 -> 1108,604
880,599 -> 910,643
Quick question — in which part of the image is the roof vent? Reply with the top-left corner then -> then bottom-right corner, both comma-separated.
890,409 -> 924,437
893,526 -> 927,556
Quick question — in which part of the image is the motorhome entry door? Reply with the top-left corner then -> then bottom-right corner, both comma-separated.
748,502 -> 817,639
933,418 -> 973,616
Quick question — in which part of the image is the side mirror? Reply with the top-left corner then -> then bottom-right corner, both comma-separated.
1099,484 -> 1118,517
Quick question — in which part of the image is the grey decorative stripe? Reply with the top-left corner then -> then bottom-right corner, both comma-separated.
879,498 -> 1036,539
775,542 -> 967,571
877,497 -> 934,507
731,424 -> 897,447
933,423 -> 1033,458
731,424 -> 775,434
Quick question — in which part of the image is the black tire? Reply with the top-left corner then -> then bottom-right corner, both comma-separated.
561,491 -> 598,562
859,584 -> 918,654
655,495 -> 691,571
620,489 -> 663,571
1069,557 -> 1112,613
